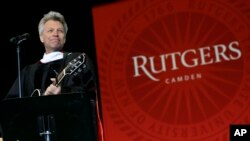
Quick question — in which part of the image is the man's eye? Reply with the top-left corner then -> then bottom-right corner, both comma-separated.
58,29 -> 64,33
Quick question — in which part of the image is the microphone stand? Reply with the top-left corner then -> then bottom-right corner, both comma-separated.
15,39 -> 26,98
10,33 -> 30,98
10,34 -> 30,98
16,45 -> 22,98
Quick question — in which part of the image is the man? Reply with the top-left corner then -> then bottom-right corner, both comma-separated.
7,11 -> 95,97
1,11 -> 103,141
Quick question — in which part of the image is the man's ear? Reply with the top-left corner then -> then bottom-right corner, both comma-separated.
39,36 -> 44,43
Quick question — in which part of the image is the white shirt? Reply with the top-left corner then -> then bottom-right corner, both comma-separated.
40,52 -> 64,63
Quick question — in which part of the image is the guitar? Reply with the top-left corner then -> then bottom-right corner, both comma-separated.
31,53 -> 86,96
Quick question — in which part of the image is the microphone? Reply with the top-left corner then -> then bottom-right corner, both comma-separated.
9,33 -> 30,44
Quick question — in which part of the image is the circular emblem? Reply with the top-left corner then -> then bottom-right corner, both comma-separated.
98,0 -> 250,140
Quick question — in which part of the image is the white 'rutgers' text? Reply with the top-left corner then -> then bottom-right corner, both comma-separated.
132,41 -> 241,81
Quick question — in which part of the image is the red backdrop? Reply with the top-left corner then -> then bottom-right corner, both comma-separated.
92,0 -> 250,140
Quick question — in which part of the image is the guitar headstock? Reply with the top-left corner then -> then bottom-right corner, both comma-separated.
65,53 -> 86,76
55,53 -> 86,86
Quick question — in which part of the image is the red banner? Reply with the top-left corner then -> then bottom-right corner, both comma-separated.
92,0 -> 250,141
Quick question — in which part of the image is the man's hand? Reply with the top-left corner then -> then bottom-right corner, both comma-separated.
44,78 -> 61,95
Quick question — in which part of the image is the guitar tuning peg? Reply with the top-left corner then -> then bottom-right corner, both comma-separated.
77,68 -> 82,72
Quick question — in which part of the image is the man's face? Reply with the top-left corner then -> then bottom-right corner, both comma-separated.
40,20 -> 66,53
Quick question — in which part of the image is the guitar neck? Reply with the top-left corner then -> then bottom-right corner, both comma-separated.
55,67 -> 68,86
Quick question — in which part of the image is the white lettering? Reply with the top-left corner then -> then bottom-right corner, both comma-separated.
132,41 -> 241,81
234,129 -> 247,136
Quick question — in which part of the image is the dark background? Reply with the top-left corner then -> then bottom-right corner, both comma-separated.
0,0 -> 118,100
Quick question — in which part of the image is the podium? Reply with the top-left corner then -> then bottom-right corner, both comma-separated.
0,93 -> 98,141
